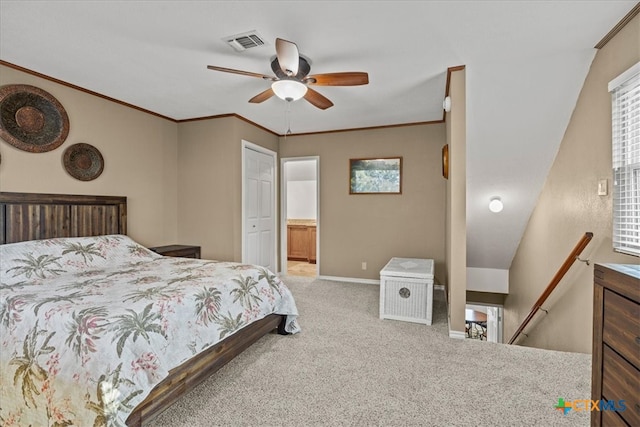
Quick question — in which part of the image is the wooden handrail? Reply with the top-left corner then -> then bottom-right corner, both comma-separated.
508,232 -> 593,345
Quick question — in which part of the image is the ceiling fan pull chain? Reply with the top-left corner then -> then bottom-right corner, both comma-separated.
285,100 -> 293,136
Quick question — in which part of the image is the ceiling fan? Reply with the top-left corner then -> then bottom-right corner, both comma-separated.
207,38 -> 369,110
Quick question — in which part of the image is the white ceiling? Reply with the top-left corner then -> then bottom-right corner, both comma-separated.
0,1 -> 635,271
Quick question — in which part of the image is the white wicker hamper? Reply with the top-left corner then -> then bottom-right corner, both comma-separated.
379,257 -> 434,325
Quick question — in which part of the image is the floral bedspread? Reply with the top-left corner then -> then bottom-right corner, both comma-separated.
0,235 -> 299,427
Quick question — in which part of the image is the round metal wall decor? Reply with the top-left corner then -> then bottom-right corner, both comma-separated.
63,143 -> 104,181
0,84 -> 70,152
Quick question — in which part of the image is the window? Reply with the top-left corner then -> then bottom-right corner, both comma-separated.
610,62 -> 640,257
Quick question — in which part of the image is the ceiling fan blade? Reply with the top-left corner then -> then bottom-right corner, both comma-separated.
248,88 -> 275,104
304,88 -> 334,110
304,72 -> 369,86
207,65 -> 274,80
275,38 -> 299,77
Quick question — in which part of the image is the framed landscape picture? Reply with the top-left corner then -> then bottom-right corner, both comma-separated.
349,157 -> 402,194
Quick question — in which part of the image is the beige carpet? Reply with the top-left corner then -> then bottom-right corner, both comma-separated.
152,276 -> 591,426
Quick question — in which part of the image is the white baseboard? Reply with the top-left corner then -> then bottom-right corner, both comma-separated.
314,277 -> 445,288
449,330 -> 466,340
317,275 -> 380,285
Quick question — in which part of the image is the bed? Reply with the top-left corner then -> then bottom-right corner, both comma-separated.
0,192 -> 300,427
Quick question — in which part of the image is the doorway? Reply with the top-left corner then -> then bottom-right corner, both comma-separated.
465,303 -> 504,343
242,141 -> 277,272
281,157 -> 319,277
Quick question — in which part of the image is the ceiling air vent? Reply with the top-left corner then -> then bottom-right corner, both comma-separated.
224,31 -> 266,52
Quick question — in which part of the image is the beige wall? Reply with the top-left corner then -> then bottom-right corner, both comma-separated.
445,68 -> 467,335
0,64 -> 446,281
505,14 -> 639,353
279,124 -> 446,282
0,64 -> 179,247
176,116 -> 278,262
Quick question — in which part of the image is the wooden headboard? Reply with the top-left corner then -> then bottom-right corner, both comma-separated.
0,192 -> 127,244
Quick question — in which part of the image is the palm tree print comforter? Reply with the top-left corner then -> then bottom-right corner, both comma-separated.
0,235 -> 300,426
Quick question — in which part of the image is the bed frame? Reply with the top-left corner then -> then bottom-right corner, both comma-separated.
0,191 -> 287,426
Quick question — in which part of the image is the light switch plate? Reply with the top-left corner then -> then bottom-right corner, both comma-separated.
598,179 -> 608,196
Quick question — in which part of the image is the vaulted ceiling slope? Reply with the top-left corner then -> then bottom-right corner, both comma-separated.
0,1 -> 636,270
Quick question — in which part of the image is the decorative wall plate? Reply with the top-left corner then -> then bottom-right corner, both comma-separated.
63,143 -> 104,181
0,84 -> 70,152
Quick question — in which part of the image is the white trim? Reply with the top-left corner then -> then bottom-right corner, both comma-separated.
286,275 -> 441,289
317,275 -> 380,285
280,156 -> 320,276
381,314 -> 430,325
464,300 -> 505,308
449,330 -> 467,340
608,61 -> 640,92
241,140 -> 278,270
465,303 -> 504,343
443,290 -> 467,340
610,63 -> 640,257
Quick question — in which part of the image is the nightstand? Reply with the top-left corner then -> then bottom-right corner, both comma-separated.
148,244 -> 201,259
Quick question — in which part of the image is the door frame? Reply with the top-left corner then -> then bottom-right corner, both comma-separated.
465,303 -> 504,343
241,140 -> 278,270
280,156 -> 320,276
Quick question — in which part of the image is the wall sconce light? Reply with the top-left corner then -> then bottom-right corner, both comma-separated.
272,80 -> 308,102
443,96 -> 451,112
489,197 -> 503,213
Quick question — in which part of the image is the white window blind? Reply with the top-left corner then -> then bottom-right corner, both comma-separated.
610,62 -> 640,257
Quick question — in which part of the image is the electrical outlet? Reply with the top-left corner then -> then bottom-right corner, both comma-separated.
361,262 -> 367,270
598,179 -> 608,196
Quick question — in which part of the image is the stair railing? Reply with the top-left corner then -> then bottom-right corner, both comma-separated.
508,232 -> 594,345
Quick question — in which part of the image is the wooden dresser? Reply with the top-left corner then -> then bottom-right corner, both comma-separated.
592,263 -> 640,426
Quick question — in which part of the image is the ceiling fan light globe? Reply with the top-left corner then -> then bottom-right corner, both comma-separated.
489,197 -> 504,213
272,80 -> 307,101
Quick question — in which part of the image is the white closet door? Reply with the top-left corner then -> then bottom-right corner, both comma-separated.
244,146 -> 275,271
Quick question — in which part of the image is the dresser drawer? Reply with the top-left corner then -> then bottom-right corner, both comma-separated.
602,346 -> 640,426
603,289 -> 640,368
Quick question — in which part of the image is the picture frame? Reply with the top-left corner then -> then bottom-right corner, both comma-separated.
349,157 -> 402,194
